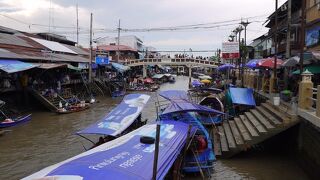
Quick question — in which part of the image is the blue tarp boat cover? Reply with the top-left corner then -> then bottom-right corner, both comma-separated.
111,62 -> 130,73
23,121 -> 190,180
159,90 -> 224,116
228,87 -> 256,106
77,94 -> 150,136
159,90 -> 189,101
0,60 -> 38,73
191,79 -> 203,87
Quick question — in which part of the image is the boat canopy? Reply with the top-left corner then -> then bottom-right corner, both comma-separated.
23,121 -> 191,180
159,90 -> 224,116
152,74 -> 165,79
77,94 -> 150,136
228,87 -> 256,106
0,59 -> 38,73
191,79 -> 203,87
159,90 -> 189,101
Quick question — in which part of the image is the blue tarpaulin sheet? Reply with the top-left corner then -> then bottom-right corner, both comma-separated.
0,60 -> 38,73
23,121 -> 190,180
77,94 -> 150,136
111,62 -> 130,73
191,79 -> 203,87
159,90 -> 224,116
228,87 -> 256,106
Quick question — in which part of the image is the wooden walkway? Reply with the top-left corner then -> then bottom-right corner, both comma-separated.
210,101 -> 299,158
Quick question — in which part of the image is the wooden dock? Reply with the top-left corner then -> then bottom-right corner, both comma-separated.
210,101 -> 300,158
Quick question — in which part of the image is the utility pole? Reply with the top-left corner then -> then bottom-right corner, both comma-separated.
76,4 -> 79,46
117,19 -> 121,62
89,13 -> 93,83
272,0 -> 278,93
240,20 -> 250,87
285,0 -> 292,89
299,0 -> 306,75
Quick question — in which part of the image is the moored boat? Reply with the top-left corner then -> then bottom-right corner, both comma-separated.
0,114 -> 32,128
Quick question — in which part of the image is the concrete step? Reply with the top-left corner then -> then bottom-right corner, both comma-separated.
218,126 -> 229,152
261,103 -> 290,122
228,120 -> 244,145
239,115 -> 259,137
256,106 -> 282,126
212,128 -> 222,156
244,112 -> 267,134
222,121 -> 236,149
234,117 -> 252,141
250,109 -> 275,129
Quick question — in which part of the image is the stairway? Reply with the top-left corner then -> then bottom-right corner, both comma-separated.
211,101 -> 299,158
29,89 -> 58,112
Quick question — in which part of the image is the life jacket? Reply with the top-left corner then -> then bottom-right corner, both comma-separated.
196,136 -> 207,152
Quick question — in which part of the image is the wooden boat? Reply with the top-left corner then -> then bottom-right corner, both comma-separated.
158,90 -> 224,175
0,114 -> 32,128
77,94 -> 151,149
56,103 -> 90,114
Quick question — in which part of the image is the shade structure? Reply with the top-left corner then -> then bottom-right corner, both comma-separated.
228,87 -> 256,106
23,121 -> 191,180
245,59 -> 262,69
159,90 -> 189,101
258,57 -> 283,69
313,51 -> 320,60
111,62 -> 130,73
217,63 -> 235,71
200,79 -> 211,84
292,65 -> 320,74
77,94 -> 150,136
198,75 -> 212,80
282,53 -> 313,67
0,60 -> 38,73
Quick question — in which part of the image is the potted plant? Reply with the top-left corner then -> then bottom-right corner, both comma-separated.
280,90 -> 292,102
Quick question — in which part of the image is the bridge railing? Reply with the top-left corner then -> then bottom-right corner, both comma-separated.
306,85 -> 320,117
123,58 -> 218,66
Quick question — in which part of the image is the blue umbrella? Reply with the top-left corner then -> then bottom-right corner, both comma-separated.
245,59 -> 261,69
217,64 -> 235,71
192,79 -> 203,87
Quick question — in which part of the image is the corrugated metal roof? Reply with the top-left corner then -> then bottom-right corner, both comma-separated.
0,33 -> 34,48
30,37 -> 78,54
63,44 -> 89,55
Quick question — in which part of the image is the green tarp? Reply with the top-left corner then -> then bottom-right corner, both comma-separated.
292,65 -> 320,74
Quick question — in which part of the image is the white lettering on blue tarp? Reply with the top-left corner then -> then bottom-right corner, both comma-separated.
119,154 -> 143,168
89,152 -> 130,170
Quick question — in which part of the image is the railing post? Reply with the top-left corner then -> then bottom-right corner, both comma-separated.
316,85 -> 320,117
298,70 -> 314,109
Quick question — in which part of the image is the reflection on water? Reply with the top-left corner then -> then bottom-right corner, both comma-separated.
0,76 -> 309,180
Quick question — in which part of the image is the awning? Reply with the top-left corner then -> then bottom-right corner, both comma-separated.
77,94 -> 150,136
0,59 -> 38,73
67,64 -> 81,71
111,62 -> 130,73
312,51 -> 320,60
282,53 -> 313,67
152,74 -> 165,79
32,63 -> 67,69
23,121 -> 190,180
292,65 -> 320,74
228,88 -> 256,106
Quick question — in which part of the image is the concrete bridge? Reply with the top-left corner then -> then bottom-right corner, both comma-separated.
123,58 -> 218,68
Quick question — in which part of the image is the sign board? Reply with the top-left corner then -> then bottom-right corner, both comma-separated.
222,42 -> 240,59
306,26 -> 320,47
95,50 -> 109,65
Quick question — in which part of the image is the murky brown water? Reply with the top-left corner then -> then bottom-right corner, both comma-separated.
0,76 -> 309,180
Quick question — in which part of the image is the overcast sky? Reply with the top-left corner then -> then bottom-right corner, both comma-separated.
0,0 -> 286,56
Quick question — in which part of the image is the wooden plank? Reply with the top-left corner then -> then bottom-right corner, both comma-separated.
229,120 -> 244,145
250,109 -> 275,129
223,121 -> 236,148
239,115 -> 259,137
256,106 -> 281,125
212,128 -> 222,156
262,103 -> 289,121
218,126 -> 229,152
244,112 -> 267,133
234,117 -> 252,141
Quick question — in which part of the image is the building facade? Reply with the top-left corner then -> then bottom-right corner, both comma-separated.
306,0 -> 320,51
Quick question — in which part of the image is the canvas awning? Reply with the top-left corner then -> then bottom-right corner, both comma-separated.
111,62 -> 130,73
228,88 -> 256,106
0,59 -> 38,73
292,65 -> 320,74
31,63 -> 67,69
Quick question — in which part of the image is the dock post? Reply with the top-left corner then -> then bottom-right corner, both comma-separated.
316,85 -> 320,117
188,66 -> 192,87
152,124 -> 161,180
298,70 -> 313,109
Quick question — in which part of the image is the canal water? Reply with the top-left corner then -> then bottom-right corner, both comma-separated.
0,76 -> 309,180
